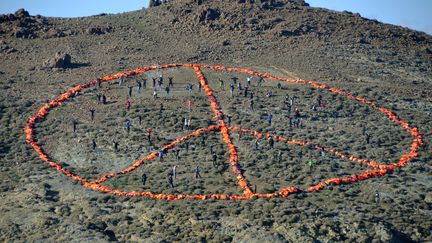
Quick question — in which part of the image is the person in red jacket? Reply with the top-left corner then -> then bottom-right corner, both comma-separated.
146,129 -> 152,142
125,99 -> 131,111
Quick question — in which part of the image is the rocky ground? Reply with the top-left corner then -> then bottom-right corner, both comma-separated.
0,0 -> 431,242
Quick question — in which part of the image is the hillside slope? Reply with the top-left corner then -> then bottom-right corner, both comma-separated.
0,0 -> 431,241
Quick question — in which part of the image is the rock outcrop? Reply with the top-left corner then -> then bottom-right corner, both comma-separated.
43,52 -> 72,69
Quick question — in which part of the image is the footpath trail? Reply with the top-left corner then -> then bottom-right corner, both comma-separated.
24,64 -> 424,200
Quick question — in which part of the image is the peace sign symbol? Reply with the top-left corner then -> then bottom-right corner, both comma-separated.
24,64 -> 424,200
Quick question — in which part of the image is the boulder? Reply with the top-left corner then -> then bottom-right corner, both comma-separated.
197,8 -> 220,23
0,14 -> 16,23
289,0 -> 309,6
12,27 -> 35,38
14,8 -> 30,19
43,52 -> 72,69
149,0 -> 162,7
222,39 -> 231,46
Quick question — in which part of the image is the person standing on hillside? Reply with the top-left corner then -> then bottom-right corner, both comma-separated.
267,113 -> 273,125
198,81 -> 202,92
165,86 -> 170,97
277,151 -> 282,163
320,147 -> 325,157
229,83 -> 235,97
210,144 -> 215,155
231,77 -> 238,84
125,119 -> 132,133
227,115 -> 232,126
254,138 -> 260,150
366,133 -> 372,144
187,100 -> 193,112
138,115 -> 143,126
312,104 -> 317,112
268,137 -> 274,149
128,86 -> 133,97
200,135 -> 206,146
172,165 -> 177,180
294,108 -> 300,118
152,78 -> 157,88
168,174 -> 174,188
184,117 -> 192,130
362,125 -> 368,136
158,150 -> 164,161
72,120 -> 78,133
96,78 -> 101,89
159,74 -> 164,87
102,94 -> 107,104
146,129 -> 152,142
219,79 -> 225,90
118,76 -> 124,87
246,76 -> 252,86
286,103 -> 292,116
113,141 -> 119,151
265,90 -> 273,98
375,190 -> 380,205
141,173 -> 147,185
284,95 -> 289,104
125,99 -> 131,111
186,83 -> 194,94
175,149 -> 180,161
237,82 -> 243,91
186,118 -> 191,130
195,166 -> 201,179
157,78 -> 163,88
137,80 -> 142,93
185,141 -> 189,152
317,95 -> 323,107
290,96 -> 296,106
319,101 -> 326,110
142,78 -> 147,89
96,93 -> 102,104
168,77 -> 174,88
89,108 -> 95,121
299,118 -> 304,129
159,103 -> 164,114
92,139 -> 96,150
243,86 -> 248,98
257,77 -> 264,87
183,117 -> 188,130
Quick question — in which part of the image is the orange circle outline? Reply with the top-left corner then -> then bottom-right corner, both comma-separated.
24,64 -> 424,200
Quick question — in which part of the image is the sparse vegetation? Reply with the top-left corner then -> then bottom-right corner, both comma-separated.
0,0 -> 431,242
